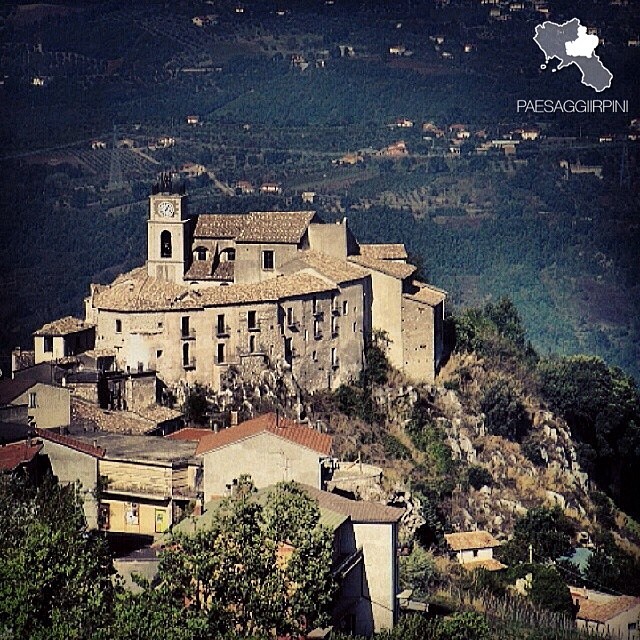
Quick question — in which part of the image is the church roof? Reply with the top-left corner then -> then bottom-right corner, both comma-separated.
91,267 -> 337,312
358,243 -> 408,261
236,211 -> 317,243
184,259 -> 234,282
348,255 -> 416,280
283,250 -> 369,285
193,211 -> 317,244
194,214 -> 246,239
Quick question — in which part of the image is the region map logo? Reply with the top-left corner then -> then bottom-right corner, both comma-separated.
533,18 -> 612,92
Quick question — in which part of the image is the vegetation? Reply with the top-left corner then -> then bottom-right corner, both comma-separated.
480,378 -> 531,442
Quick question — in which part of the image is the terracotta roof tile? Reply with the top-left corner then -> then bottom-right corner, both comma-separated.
359,243 -> 408,260
71,397 -> 159,435
34,316 -> 94,336
301,485 -> 404,523
185,259 -> 235,282
0,441 -> 43,471
236,211 -> 317,243
286,250 -> 370,285
36,428 -> 105,458
166,427 -> 214,442
404,281 -> 447,307
460,558 -> 507,571
194,214 -> 246,239
445,531 -> 501,551
92,267 -> 336,312
348,255 -> 416,280
196,412 -> 333,456
575,594 -> 640,624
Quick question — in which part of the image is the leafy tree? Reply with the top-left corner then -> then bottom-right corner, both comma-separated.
184,385 -> 210,425
484,297 -> 526,349
437,612 -> 490,640
498,507 -> 573,566
529,565 -> 575,617
159,480 -> 335,638
481,378 -> 531,441
399,545 -> 437,600
0,476 -> 116,640
467,465 -> 493,490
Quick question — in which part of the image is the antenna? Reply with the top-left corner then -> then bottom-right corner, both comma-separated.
108,124 -> 125,191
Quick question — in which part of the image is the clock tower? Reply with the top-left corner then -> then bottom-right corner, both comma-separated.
147,174 -> 191,283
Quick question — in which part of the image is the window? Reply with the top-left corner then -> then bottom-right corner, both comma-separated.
115,319 -> 122,333
286,307 -> 294,325
28,392 -> 36,408
217,343 -> 225,364
160,230 -> 172,258
156,350 -> 163,359
195,246 -> 207,261
262,250 -> 275,270
155,509 -> 167,533
312,297 -> 318,314
304,329 -> 308,341
181,316 -> 190,337
312,350 -> 317,362
342,300 -> 348,315
220,248 -> 236,262
249,335 -> 256,353
182,343 -> 190,366
314,319 -> 321,339
125,502 -> 139,526
353,321 -> 357,333
331,347 -> 338,367
43,336 -> 53,352
217,314 -> 226,335
248,310 -> 257,330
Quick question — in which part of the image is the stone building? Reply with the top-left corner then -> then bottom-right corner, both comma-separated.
42,178 -> 445,393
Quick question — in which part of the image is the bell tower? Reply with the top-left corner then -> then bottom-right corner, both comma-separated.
147,173 -> 190,283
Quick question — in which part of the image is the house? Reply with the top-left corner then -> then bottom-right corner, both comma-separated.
0,439 -> 43,478
186,115 -> 200,125
259,182 -> 282,194
0,376 -> 70,431
179,163 -> 207,178
36,429 -> 202,535
235,179 -> 254,194
195,412 -> 333,499
91,140 -> 107,149
444,531 -> 505,571
301,190 -> 316,204
175,483 -> 404,636
570,587 -> 640,639
380,140 -> 408,157
33,316 -> 95,364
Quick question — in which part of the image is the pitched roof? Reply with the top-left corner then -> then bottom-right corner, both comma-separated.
348,255 -> 416,280
194,214 -> 246,239
166,427 -> 214,442
574,593 -> 640,624
404,281 -> 447,307
358,243 -> 408,261
36,428 -> 106,458
71,397 -> 159,436
445,531 -> 501,551
34,316 -> 94,336
196,412 -> 333,456
301,485 -> 404,524
185,259 -> 235,282
236,211 -> 316,243
92,268 -> 336,312
460,558 -> 507,571
0,378 -> 38,406
288,250 -> 370,285
0,441 -> 43,471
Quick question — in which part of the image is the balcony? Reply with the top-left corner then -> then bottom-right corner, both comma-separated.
331,306 -> 340,316
331,357 -> 340,370
181,328 -> 196,340
248,321 -> 261,333
314,331 -> 323,340
287,318 -> 300,331
331,326 -> 340,339
183,358 -> 196,370
313,309 -> 324,320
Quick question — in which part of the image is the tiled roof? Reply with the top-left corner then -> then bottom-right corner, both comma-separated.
166,427 -> 213,442
196,412 -> 333,456
0,441 -> 43,471
445,531 -> 501,551
301,485 -> 404,524
92,268 -> 336,312
36,428 -> 105,458
460,558 -> 507,571
133,404 -> 183,423
194,214 -> 246,239
573,593 -> 640,624
71,397 -> 159,435
348,255 -> 416,280
34,316 -> 94,336
236,211 -> 317,243
184,259 -> 234,282
289,250 -> 370,285
404,281 -> 447,307
358,243 -> 408,260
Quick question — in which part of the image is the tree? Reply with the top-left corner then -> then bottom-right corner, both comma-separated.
399,545 -> 437,600
481,378 -> 531,441
529,565 -> 574,616
159,480 -> 335,638
438,612 -> 490,640
0,476 -> 116,640
184,385 -> 210,425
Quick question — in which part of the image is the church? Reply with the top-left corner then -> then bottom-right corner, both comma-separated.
35,177 -> 446,393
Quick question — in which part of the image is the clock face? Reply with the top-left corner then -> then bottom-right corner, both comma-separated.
157,201 -> 175,217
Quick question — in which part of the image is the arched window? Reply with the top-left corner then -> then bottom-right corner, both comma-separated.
161,230 -> 172,258
220,248 -> 236,262
195,246 -> 207,261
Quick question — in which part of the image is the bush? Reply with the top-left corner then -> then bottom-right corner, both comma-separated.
467,465 -> 493,490
481,378 -> 531,441
381,432 -> 411,460
438,612 -> 490,640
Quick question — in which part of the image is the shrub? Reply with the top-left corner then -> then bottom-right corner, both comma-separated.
467,465 -> 493,490
381,432 -> 411,460
481,378 -> 531,441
